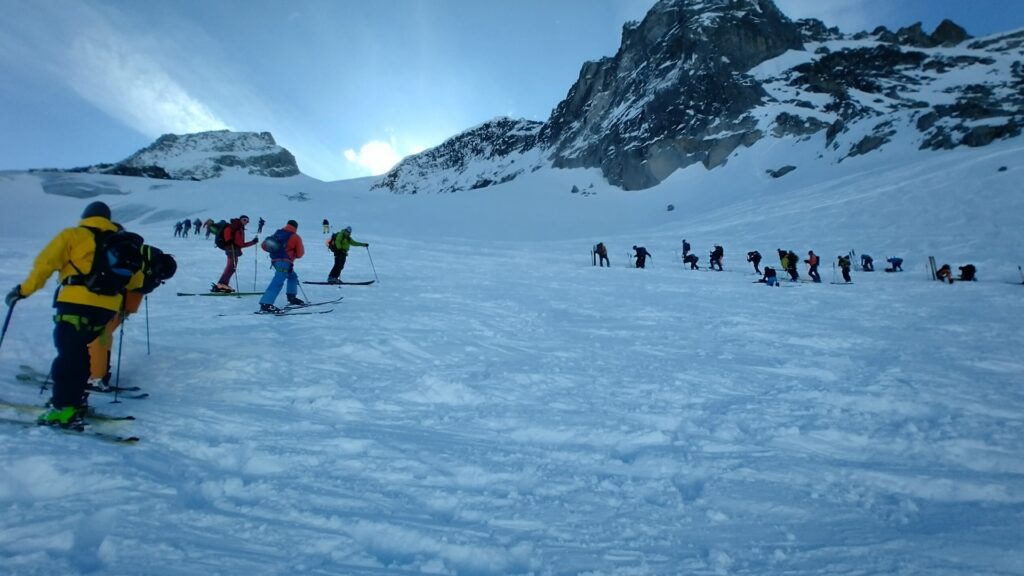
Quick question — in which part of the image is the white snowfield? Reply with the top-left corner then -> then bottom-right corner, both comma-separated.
0,137 -> 1022,575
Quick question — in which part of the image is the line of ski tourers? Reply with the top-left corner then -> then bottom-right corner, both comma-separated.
201,215 -> 371,314
592,240 -> 980,286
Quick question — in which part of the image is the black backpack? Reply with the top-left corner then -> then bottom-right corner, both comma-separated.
326,231 -> 340,253
212,220 -> 230,249
65,228 -> 144,296
139,245 -> 177,294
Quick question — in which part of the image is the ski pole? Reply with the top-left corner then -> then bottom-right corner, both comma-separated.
112,310 -> 127,405
0,299 -> 15,355
145,295 -> 151,355
366,246 -> 379,283
231,251 -> 240,293
296,270 -> 312,303
1019,265 -> 1023,284
253,251 -> 258,292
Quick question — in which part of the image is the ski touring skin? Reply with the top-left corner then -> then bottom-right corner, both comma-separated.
0,416 -> 140,444
302,280 -> 375,286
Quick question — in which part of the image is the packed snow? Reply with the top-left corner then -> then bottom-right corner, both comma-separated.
0,135 -> 1022,575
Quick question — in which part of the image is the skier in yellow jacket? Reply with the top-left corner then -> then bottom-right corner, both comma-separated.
5,201 -> 144,428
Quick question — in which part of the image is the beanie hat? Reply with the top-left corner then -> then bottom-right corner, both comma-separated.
81,201 -> 111,220
287,219 -> 298,228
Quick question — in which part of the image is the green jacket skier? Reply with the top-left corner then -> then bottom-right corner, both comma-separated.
326,226 -> 368,284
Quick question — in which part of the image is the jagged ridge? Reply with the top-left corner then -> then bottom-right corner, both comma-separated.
373,0 -> 1023,194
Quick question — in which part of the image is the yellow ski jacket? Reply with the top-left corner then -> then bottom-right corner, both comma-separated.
19,216 -> 144,312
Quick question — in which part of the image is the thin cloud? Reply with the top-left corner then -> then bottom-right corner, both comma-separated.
66,32 -> 229,136
2,0 -> 229,138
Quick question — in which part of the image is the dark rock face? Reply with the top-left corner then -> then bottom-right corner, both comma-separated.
539,0 -> 803,189
374,0 -> 1021,193
932,19 -> 970,46
772,112 -> 830,138
767,165 -> 796,178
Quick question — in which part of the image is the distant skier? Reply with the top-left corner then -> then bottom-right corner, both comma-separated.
203,218 -> 215,239
681,239 -> 691,259
683,253 -> 699,270
779,249 -> 798,281
958,264 -> 977,281
936,264 -> 954,284
632,245 -> 651,269
193,218 -> 202,235
326,226 -> 368,284
709,245 -> 724,271
837,254 -> 852,283
594,242 -> 610,267
322,219 -> 330,234
746,250 -> 762,274
805,250 -> 821,283
257,217 -> 266,234
861,254 -> 874,272
757,266 -> 778,287
885,257 -> 904,272
182,218 -> 192,238
174,221 -> 183,237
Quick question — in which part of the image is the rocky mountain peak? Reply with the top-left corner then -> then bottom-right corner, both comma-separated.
373,0 -> 1020,194
539,0 -> 803,189
120,130 -> 300,180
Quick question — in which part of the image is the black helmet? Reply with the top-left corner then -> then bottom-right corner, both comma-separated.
81,201 -> 111,219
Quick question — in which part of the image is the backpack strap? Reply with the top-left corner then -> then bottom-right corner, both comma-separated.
62,226 -> 103,286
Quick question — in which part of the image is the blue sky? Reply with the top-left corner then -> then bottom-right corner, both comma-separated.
1,0 -> 1022,181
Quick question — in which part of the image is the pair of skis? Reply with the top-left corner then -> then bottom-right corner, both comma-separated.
177,279 -> 373,297
0,396 -> 140,444
301,280 -> 375,286
214,296 -> 343,317
16,365 -> 149,399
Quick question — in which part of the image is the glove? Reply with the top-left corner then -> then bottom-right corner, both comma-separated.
5,285 -> 23,307
365,243 -> 370,247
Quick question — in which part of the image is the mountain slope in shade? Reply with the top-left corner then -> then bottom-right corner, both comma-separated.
374,0 -> 1022,194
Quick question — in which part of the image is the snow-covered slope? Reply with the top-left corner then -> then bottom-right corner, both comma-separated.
0,131 -> 1021,574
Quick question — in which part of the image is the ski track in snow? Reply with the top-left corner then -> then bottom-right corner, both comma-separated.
1,145 -> 1023,574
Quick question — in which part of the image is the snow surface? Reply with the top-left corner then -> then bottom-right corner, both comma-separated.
0,136 -> 1023,575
